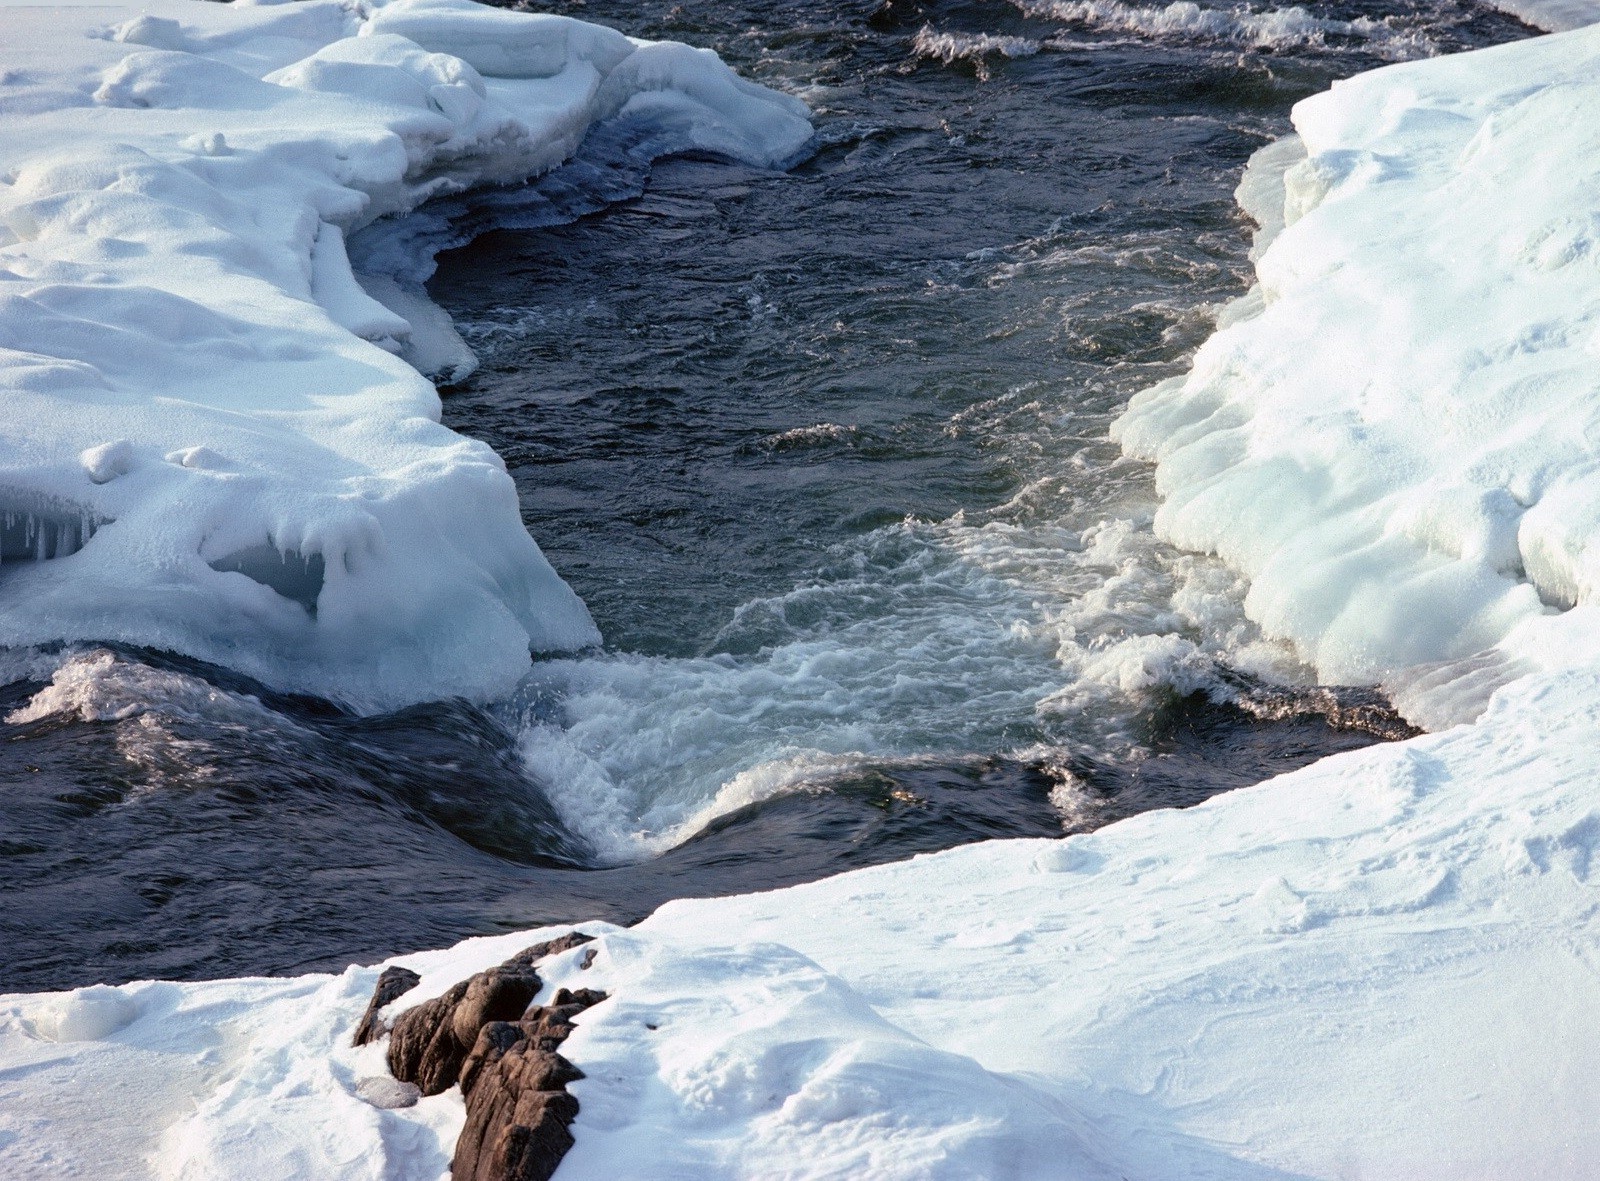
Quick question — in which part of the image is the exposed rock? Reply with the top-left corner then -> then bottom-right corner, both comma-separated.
355,1075 -> 421,1110
551,987 -> 606,1008
352,965 -> 421,1047
451,964 -> 544,1047
459,1020 -> 524,1098
387,980 -> 471,1096
455,1070 -> 580,1181
501,931 -> 593,971
451,969 -> 608,1180
367,932 -> 607,1180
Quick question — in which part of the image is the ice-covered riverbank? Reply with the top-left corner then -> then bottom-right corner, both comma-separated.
7,0 -> 1600,1177
0,0 -> 808,711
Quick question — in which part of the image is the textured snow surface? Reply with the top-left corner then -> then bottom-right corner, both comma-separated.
1115,23 -> 1600,727
1482,0 -> 1600,30
5,669 -> 1600,1178
0,0 -> 810,710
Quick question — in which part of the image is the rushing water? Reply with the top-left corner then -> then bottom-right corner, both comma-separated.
0,0 -> 1530,989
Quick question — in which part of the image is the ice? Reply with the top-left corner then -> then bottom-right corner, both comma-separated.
1114,23 -> 1600,726
0,0 -> 811,711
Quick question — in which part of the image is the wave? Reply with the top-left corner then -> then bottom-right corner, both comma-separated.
1011,0 -> 1439,59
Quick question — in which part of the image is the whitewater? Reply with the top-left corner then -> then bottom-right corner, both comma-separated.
5,0 -> 1600,1176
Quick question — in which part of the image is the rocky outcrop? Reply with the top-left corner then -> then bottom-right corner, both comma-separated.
452,987 -> 606,1181
352,965 -> 422,1047
353,932 -> 605,1181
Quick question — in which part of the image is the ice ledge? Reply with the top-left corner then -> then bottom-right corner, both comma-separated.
0,0 -> 811,711
1114,24 -> 1600,728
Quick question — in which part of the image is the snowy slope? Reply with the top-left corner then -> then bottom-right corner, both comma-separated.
0,0 -> 810,711
1483,0 -> 1600,30
1115,22 -> 1600,727
5,668 -> 1599,1179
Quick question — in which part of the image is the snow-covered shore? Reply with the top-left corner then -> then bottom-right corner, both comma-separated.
6,3 -> 1600,1179
0,0 -> 809,711
7,668 -> 1600,1178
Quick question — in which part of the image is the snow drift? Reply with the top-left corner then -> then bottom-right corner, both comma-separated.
0,0 -> 811,711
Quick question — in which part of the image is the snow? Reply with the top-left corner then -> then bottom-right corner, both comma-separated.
1114,22 -> 1600,728
0,0 -> 811,711
1482,0 -> 1600,31
6,668 -> 1600,1178
7,8 -> 1600,1181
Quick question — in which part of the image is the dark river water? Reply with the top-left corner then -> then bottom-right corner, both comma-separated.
0,0 -> 1528,990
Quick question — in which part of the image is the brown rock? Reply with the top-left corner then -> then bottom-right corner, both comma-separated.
550,987 -> 607,1010
459,1021 -> 524,1098
452,1044 -> 583,1181
387,981 -> 469,1096
500,931 -> 594,972
352,965 -> 422,1047
451,966 -> 543,1047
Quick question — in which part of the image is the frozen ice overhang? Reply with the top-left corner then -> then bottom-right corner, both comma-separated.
0,0 -> 812,711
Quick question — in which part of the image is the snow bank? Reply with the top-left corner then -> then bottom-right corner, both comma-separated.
0,0 -> 810,711
1115,23 -> 1600,726
1483,0 -> 1600,31
7,667 -> 1599,1177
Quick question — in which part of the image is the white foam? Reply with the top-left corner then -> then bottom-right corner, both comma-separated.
1013,0 -> 1437,58
9,667 -> 1600,1176
513,495 -> 1300,862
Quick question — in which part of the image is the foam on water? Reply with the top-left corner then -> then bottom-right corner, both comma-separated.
1010,0 -> 1443,58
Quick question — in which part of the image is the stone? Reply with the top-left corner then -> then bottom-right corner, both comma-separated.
450,965 -> 542,1048
352,965 -> 421,1047
459,1020 -> 524,1098
387,981 -> 470,1096
452,1045 -> 583,1181
500,931 -> 593,972
550,987 -> 607,1009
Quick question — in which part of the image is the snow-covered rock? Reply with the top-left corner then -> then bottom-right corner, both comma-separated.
0,0 -> 810,711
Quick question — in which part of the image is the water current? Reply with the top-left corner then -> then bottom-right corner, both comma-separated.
0,0 -> 1532,989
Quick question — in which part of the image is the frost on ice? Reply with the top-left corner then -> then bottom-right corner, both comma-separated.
0,0 -> 811,711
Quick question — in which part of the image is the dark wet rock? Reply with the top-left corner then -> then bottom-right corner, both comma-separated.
355,1075 -> 421,1110
453,1045 -> 584,1181
388,966 -> 542,1097
578,947 -> 597,970
460,1020 -> 525,1098
451,964 -> 543,1047
352,965 -> 421,1046
371,933 -> 605,1179
501,931 -> 593,971
551,987 -> 607,1008
387,980 -> 472,1096
386,934 -> 598,1099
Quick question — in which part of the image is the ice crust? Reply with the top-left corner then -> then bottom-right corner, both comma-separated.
0,0 -> 811,711
7,669 -> 1600,1177
1115,23 -> 1600,726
